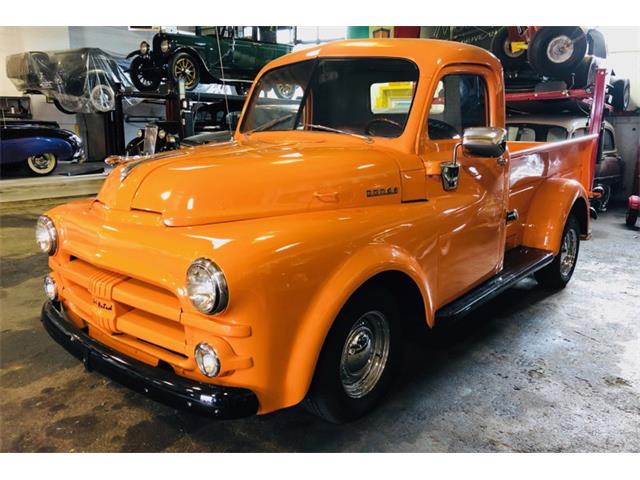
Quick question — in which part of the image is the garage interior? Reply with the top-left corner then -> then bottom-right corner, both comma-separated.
1,26 -> 639,452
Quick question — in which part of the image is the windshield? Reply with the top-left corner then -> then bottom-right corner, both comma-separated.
240,58 -> 419,138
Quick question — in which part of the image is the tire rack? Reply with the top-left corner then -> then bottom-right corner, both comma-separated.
505,68 -> 609,198
106,83 -> 247,156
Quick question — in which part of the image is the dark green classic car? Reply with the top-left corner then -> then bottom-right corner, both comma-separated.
128,26 -> 295,94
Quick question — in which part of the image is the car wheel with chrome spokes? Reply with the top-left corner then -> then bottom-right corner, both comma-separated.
535,214 -> 581,289
304,285 -> 399,423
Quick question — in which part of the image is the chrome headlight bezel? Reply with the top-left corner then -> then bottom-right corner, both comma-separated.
35,215 -> 58,255
186,258 -> 229,315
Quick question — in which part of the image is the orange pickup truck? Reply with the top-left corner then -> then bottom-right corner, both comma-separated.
37,39 -> 597,422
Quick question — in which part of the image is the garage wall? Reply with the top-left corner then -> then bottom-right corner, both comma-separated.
0,26 -> 75,130
68,26 -> 154,55
599,27 -> 640,110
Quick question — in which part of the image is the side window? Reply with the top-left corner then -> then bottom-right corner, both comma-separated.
603,129 -> 615,151
428,74 -> 488,140
507,125 -> 535,141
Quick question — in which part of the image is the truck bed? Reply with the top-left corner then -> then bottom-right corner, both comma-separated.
505,135 -> 598,248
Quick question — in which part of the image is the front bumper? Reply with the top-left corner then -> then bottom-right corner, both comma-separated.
41,300 -> 259,419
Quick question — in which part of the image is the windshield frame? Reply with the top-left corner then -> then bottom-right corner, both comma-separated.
239,56 -> 421,140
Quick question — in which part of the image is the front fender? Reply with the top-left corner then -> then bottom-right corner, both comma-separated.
282,243 -> 434,407
522,177 -> 589,254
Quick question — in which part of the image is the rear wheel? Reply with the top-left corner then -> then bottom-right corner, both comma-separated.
491,27 -> 527,70
528,27 -> 587,78
535,215 -> 581,289
130,56 -> 161,92
611,78 -> 630,111
304,285 -> 400,423
25,153 -> 57,176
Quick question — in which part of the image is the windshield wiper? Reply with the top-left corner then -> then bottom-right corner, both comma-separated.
245,113 -> 296,135
304,123 -> 373,143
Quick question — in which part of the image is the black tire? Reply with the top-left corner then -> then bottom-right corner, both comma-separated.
24,153 -> 57,176
564,55 -> 597,89
626,209 -> 638,227
535,215 -> 581,289
490,27 -> 527,70
611,78 -> 630,112
130,56 -> 161,92
273,83 -> 296,99
587,29 -> 607,59
528,27 -> 587,78
304,285 -> 400,423
53,98 -> 76,115
169,53 -> 200,91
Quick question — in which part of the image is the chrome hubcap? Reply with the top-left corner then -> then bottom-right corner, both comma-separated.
547,35 -> 574,63
340,311 -> 390,399
559,228 -> 578,278
27,153 -> 55,174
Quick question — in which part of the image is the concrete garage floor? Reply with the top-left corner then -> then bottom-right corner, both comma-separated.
1,197 -> 639,452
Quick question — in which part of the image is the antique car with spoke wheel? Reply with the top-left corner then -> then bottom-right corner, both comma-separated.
128,26 -> 295,92
1,119 -> 83,176
6,48 -> 131,114
39,40 -> 597,423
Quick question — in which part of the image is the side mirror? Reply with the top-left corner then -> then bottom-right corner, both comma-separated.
226,111 -> 241,131
440,127 -> 507,191
461,127 -> 507,158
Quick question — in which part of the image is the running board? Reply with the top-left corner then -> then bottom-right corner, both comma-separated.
435,247 -> 555,323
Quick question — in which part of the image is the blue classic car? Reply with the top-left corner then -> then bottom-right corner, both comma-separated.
0,120 -> 84,176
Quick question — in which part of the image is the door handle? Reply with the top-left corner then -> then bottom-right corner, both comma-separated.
497,156 -> 508,166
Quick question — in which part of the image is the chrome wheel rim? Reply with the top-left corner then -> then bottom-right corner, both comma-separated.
559,228 -> 578,278
27,153 -> 55,174
547,35 -> 574,64
340,311 -> 390,399
174,58 -> 196,88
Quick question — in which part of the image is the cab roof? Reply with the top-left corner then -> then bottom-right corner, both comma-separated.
265,38 -> 502,75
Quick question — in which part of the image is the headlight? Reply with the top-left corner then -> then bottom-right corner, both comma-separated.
160,39 -> 170,53
186,258 -> 228,315
139,41 -> 150,55
166,135 -> 176,143
158,129 -> 166,140
35,215 -> 57,254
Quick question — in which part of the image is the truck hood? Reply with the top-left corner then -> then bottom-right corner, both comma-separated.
97,138 -> 404,226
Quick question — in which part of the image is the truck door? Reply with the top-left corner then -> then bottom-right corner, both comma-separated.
421,67 -> 509,307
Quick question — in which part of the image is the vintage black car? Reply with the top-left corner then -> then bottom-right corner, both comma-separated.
128,26 -> 295,93
5,48 -> 131,114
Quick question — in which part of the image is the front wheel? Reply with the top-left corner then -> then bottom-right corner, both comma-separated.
535,215 -> 581,289
169,53 -> 200,90
304,285 -> 399,423
25,153 -> 57,176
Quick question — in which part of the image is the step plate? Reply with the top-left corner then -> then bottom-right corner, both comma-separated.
435,247 -> 555,323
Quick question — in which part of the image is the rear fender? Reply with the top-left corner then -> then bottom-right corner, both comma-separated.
522,177 -> 590,254
282,243 -> 434,407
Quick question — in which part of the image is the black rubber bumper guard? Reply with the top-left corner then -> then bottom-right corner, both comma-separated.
41,300 -> 259,419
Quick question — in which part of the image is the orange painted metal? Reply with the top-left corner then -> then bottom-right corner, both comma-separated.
43,39 -> 596,414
